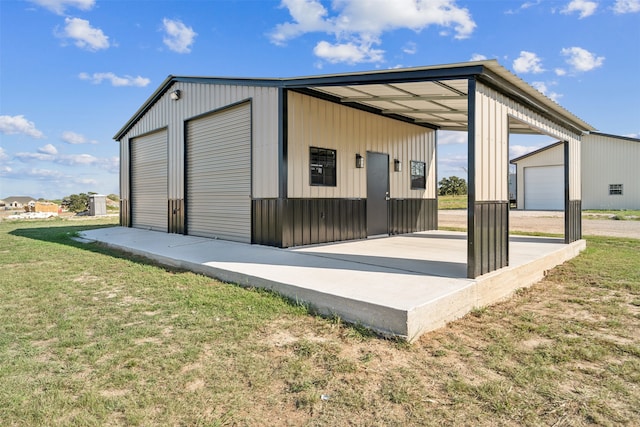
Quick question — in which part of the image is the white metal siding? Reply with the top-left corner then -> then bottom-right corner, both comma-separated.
131,130 -> 168,231
472,82 -> 509,201
186,103 -> 251,242
582,134 -> 640,209
118,83 -> 279,202
287,91 -> 436,199
474,82 -> 581,202
524,166 -> 564,210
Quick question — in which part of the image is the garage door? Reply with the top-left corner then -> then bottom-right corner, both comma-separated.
524,165 -> 564,210
131,130 -> 168,231
186,103 -> 251,242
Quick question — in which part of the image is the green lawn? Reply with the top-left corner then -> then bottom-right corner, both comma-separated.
1,217 -> 639,425
438,195 -> 467,210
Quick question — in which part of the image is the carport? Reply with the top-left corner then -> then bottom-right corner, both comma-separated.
281,60 -> 595,277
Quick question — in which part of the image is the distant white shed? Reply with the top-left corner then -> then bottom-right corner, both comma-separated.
511,132 -> 640,210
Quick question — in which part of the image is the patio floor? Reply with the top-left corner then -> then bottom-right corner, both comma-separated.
79,227 -> 586,342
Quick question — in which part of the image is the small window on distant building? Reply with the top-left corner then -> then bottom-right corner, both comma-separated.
609,184 -> 623,195
410,161 -> 426,189
310,147 -> 336,186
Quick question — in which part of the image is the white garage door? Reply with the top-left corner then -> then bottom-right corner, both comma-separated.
186,103 -> 251,242
524,165 -> 564,210
131,130 -> 168,231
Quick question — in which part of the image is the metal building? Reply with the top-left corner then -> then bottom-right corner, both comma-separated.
511,133 -> 639,210
115,60 -> 595,279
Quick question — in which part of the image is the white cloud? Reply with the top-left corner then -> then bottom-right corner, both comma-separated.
314,40 -> 384,64
561,0 -> 598,18
76,178 -> 98,185
0,147 -> 8,161
79,72 -> 150,87
470,53 -> 487,61
13,146 -> 118,173
23,168 -> 66,179
438,154 -> 468,175
555,68 -> 567,76
510,144 -> 543,159
0,115 -> 44,138
38,144 -> 58,155
402,42 -> 417,55
28,0 -> 94,15
60,17 -> 109,51
561,46 -> 604,72
270,0 -> 332,45
61,130 -> 97,144
613,0 -> 640,13
15,151 -> 54,161
531,81 -> 562,101
438,131 -> 467,145
58,153 -> 98,165
505,0 -> 543,14
100,156 -> 120,173
162,18 -> 197,53
270,0 -> 476,64
513,51 -> 545,74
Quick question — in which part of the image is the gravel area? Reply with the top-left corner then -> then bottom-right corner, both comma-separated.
438,210 -> 640,239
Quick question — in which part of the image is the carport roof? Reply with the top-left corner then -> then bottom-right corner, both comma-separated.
114,60 -> 596,140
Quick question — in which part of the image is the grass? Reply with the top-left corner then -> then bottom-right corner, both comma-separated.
438,194 -> 467,210
583,209 -> 640,221
1,217 -> 639,425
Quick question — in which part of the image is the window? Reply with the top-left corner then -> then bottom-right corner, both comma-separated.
310,147 -> 336,186
410,160 -> 426,189
609,184 -> 623,195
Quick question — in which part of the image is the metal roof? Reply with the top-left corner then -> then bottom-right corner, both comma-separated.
114,60 -> 596,140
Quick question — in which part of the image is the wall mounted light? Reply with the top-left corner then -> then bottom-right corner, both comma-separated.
355,153 -> 364,168
170,89 -> 181,101
394,159 -> 402,172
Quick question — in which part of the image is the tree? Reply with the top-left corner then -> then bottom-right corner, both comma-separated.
438,176 -> 467,196
62,193 -> 90,213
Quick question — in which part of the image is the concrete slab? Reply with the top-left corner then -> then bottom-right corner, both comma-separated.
79,227 -> 586,342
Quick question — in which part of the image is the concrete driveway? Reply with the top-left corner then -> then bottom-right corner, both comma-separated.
438,210 -> 640,239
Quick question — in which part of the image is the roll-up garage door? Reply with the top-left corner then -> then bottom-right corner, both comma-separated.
186,102 -> 251,242
524,165 -> 564,210
131,130 -> 168,231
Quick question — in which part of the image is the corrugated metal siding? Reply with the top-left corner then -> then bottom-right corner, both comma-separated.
119,138 -> 130,226
472,82 -> 509,201
287,91 -> 436,199
130,130 -> 168,231
582,134 -> 640,209
475,82 -> 582,201
186,102 -> 251,242
117,83 -> 279,202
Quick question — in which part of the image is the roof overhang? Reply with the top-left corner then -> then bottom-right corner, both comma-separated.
114,60 -> 596,141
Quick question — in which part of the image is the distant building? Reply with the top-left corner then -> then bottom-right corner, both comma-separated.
510,133 -> 640,210
3,196 -> 37,209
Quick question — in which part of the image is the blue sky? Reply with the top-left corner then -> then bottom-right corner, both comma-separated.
1,0 -> 639,200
